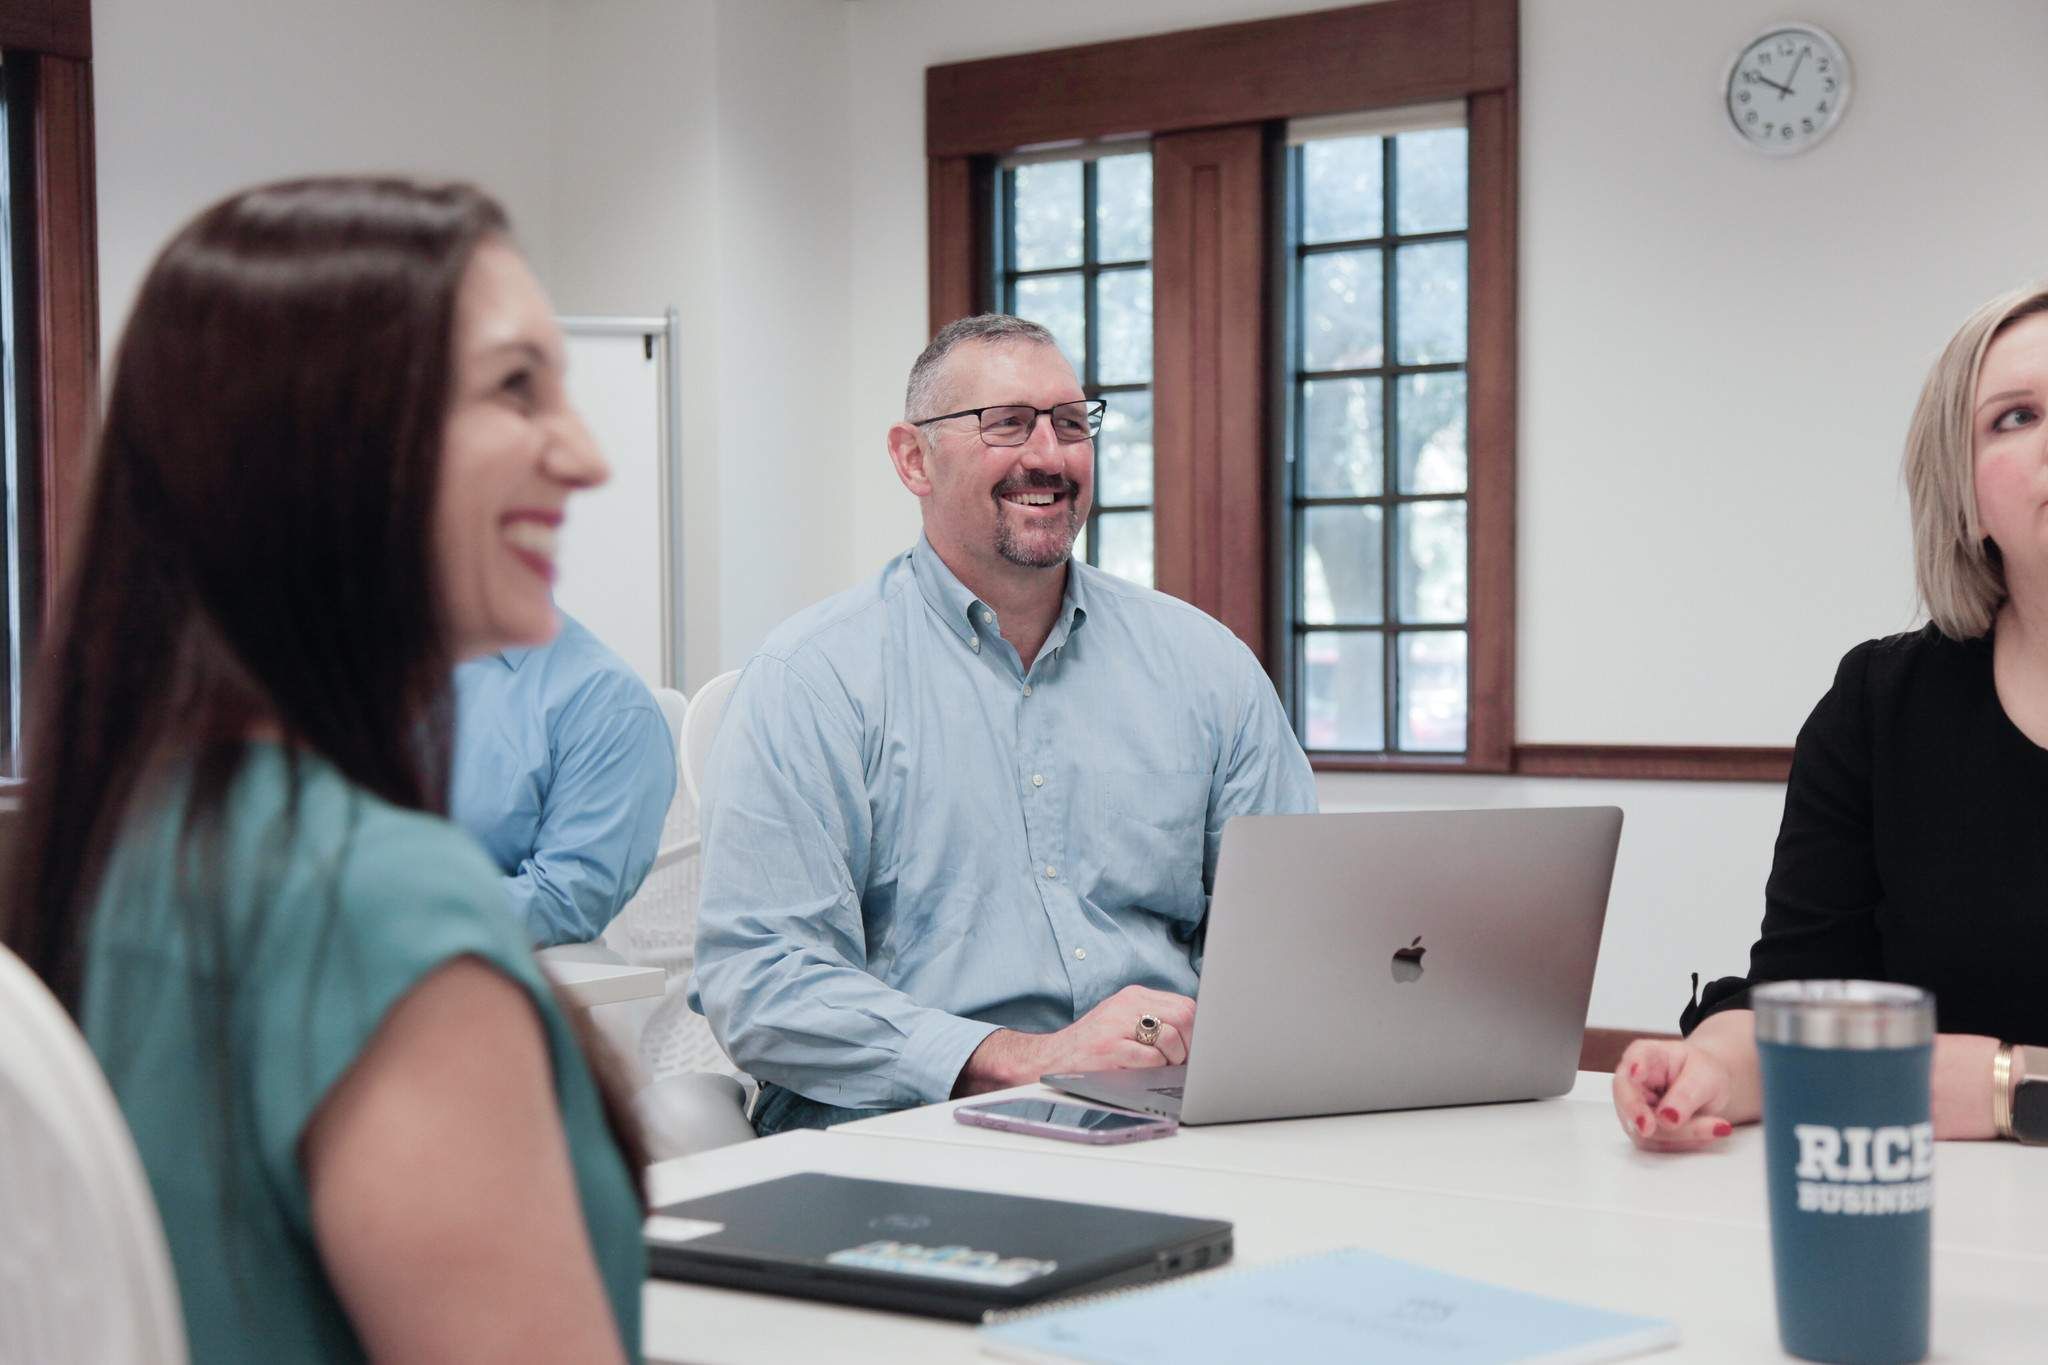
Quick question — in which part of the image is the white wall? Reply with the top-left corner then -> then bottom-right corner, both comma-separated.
94,0 -> 558,352
542,0 -> 726,687
93,0 -> 2034,1030
1519,0 -> 2048,745
544,0 -> 857,683
96,0 -> 854,691
546,0 -> 856,685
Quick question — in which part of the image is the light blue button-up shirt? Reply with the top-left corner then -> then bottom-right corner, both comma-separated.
451,611 -> 678,947
689,538 -> 1316,1109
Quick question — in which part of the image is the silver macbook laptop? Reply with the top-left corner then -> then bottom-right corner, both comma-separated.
1043,807 -> 1623,1125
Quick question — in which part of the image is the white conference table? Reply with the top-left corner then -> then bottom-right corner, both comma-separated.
540,956 -> 666,1009
640,1074 -> 2048,1363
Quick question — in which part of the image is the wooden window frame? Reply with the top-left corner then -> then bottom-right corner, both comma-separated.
927,1 -> 1791,784
0,0 -> 94,784
0,0 -> 95,615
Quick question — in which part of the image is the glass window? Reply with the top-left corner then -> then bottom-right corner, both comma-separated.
999,148 -> 1154,587
0,65 -> 39,779
1283,123 -> 1468,756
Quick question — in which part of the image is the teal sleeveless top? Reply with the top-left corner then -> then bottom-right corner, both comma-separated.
80,747 -> 645,1361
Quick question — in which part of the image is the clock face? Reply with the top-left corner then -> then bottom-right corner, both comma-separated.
1726,24 -> 1851,155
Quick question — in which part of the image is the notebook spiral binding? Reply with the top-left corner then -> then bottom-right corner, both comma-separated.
979,1250 -> 1268,1327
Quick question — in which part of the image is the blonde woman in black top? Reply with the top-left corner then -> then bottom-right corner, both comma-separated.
1615,282 -> 2048,1149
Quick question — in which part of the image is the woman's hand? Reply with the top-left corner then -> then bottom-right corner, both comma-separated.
1611,1010 -> 1763,1152
1930,1033 -> 2001,1140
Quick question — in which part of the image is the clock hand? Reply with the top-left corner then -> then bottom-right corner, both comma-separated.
1751,70 -> 1793,97
1779,49 -> 1807,98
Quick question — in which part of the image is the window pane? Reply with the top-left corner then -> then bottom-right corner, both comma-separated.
1011,161 -> 1082,270
1301,136 -> 1382,244
1302,631 -> 1384,751
1396,372 -> 1466,494
1400,241 -> 1466,366
1097,267 -> 1152,387
1394,128 -> 1468,234
1398,630 -> 1467,751
1095,511 -> 1153,587
1300,378 -> 1382,498
1014,273 -> 1086,377
1097,388 -> 1153,506
1074,521 -> 1089,563
1394,241 -> 1466,365
1096,152 -> 1152,262
1302,505 -> 1383,625
1396,501 -> 1467,624
1301,249 -> 1382,372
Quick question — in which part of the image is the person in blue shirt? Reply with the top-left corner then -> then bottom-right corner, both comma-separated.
690,314 -> 1317,1134
452,609 -> 678,947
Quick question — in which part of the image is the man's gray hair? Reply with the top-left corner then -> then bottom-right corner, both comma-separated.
903,314 -> 1059,421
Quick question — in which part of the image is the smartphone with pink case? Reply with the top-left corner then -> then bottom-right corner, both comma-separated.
954,1097 -> 1178,1145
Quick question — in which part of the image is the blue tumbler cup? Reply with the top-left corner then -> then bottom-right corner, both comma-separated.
1754,981 -> 1934,1365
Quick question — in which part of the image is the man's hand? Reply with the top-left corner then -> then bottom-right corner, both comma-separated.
954,985 -> 1197,1097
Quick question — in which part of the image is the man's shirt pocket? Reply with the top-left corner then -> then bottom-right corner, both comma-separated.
1089,770 -> 1210,923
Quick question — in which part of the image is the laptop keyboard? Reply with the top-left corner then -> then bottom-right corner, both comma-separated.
1149,1085 -> 1185,1099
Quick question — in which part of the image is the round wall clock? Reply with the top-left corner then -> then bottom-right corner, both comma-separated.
1725,23 -> 1851,155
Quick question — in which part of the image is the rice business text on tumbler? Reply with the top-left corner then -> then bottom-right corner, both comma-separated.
1754,980 -> 1935,1365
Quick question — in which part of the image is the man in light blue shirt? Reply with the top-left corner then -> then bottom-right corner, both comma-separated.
691,315 -> 1316,1133
452,610 -> 678,947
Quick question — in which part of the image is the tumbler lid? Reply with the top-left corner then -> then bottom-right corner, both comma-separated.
1752,980 -> 1934,1049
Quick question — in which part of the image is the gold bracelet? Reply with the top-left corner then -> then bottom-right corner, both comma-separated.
1993,1042 -> 2016,1140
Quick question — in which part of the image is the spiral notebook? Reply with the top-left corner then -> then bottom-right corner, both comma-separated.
978,1248 -> 1679,1365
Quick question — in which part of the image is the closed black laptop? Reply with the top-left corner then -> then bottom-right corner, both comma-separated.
645,1173 -> 1233,1321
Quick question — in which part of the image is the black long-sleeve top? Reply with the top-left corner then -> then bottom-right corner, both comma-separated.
1684,626 -> 2048,1045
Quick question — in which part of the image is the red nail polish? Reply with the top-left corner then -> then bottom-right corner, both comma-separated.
1636,1113 -> 1651,1134
1627,1062 -> 1639,1079
1713,1121 -> 1733,1138
1660,1107 -> 1681,1124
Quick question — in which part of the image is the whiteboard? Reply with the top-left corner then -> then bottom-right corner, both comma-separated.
552,320 -> 678,690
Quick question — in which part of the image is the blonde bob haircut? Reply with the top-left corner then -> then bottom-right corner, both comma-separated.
1905,282 -> 2048,640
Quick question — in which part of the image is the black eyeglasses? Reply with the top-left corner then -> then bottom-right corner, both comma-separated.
913,399 -> 1107,447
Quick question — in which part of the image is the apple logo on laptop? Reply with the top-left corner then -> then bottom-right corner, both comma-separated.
1390,936 -> 1427,983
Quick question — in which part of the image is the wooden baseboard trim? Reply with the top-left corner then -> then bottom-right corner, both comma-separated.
1579,1026 -> 1678,1074
1513,744 -> 1792,783
1309,745 -> 1792,782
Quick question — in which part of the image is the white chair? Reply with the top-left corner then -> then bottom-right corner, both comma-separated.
679,668 -> 742,813
0,944 -> 187,1364
596,683 -> 702,981
651,685 -> 689,763
604,669 -> 757,1157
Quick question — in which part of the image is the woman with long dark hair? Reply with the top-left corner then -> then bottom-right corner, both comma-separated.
1,178 -> 644,1361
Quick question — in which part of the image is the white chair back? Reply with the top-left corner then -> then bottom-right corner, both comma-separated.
603,667 -> 752,1095
596,685 -> 698,976
680,668 -> 743,815
0,944 -> 187,1364
651,686 -> 688,761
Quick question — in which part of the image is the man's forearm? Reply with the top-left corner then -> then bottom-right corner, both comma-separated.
953,1029 -> 1045,1097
